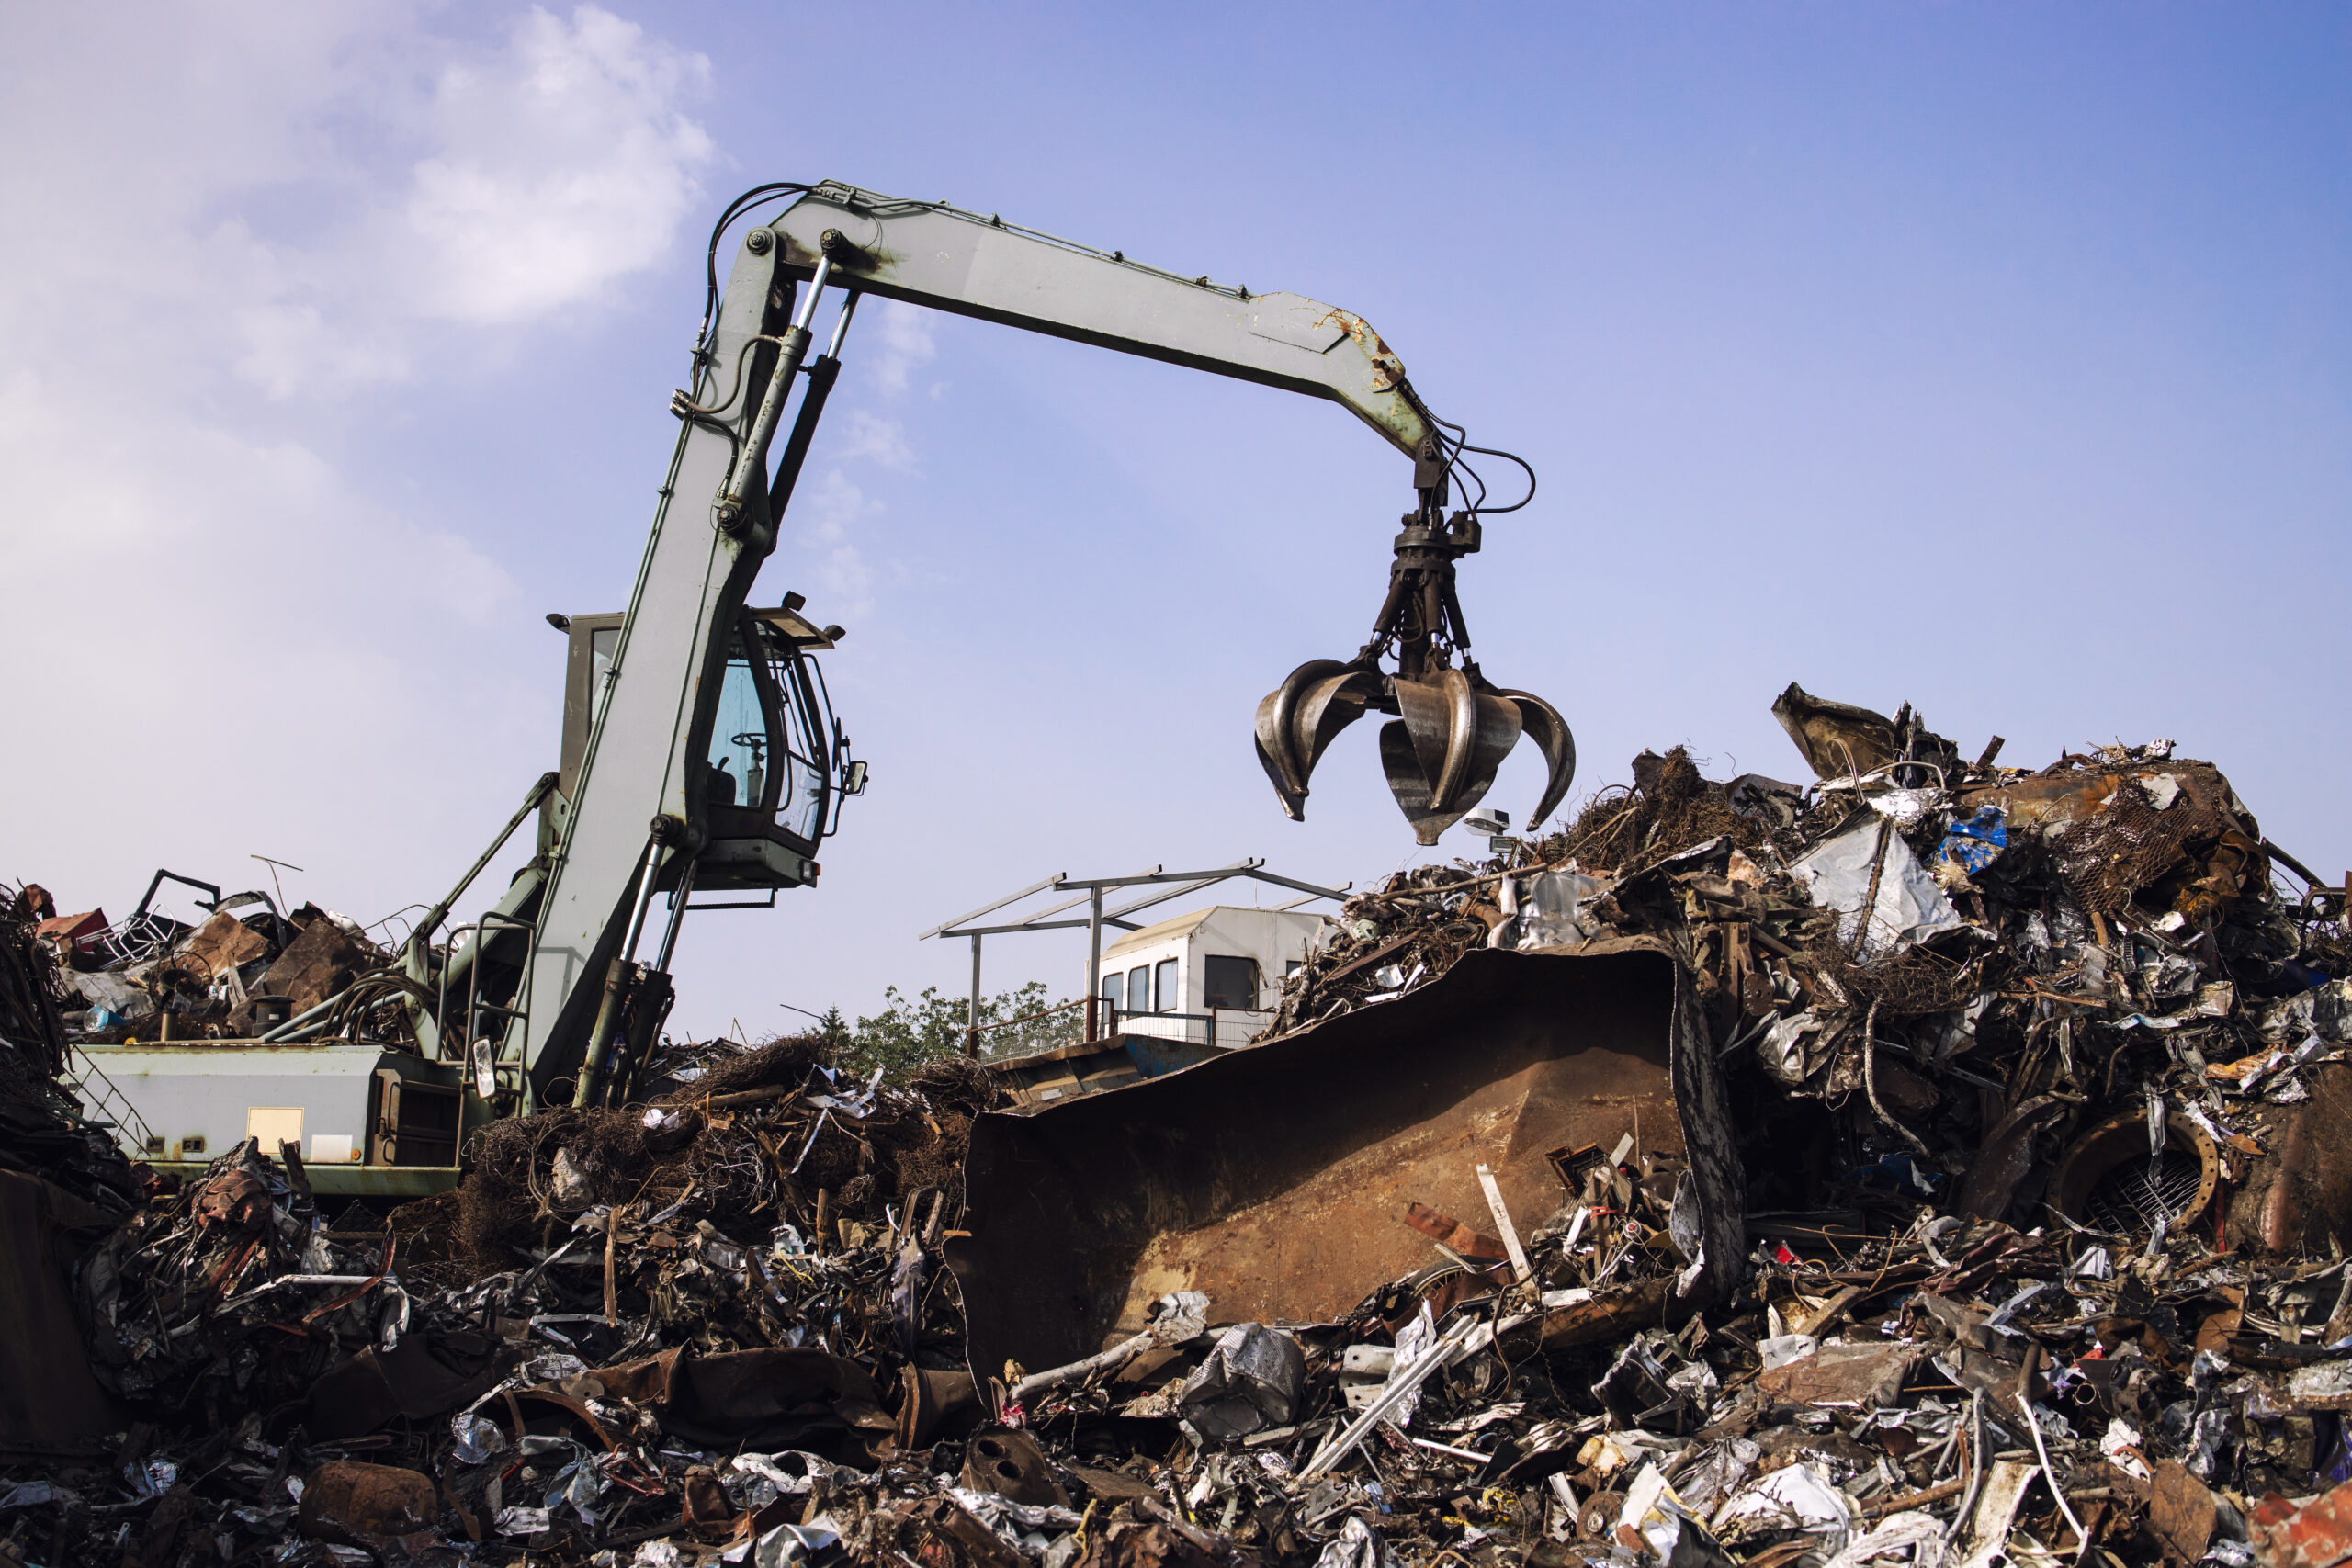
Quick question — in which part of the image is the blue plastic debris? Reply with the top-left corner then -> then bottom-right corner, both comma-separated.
1854,1153 -> 1939,1197
1933,806 -> 2007,877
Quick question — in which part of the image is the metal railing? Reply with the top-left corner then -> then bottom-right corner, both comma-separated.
438,914 -> 535,1066
68,1043 -> 159,1158
967,996 -> 1092,1058
971,999 -> 1275,1057
1110,1009 -> 1272,1049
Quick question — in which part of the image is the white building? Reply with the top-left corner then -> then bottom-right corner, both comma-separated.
1094,906 -> 1331,1047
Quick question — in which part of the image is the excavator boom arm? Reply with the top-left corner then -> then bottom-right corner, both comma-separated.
766,184 -> 1432,458
514,181 -> 1468,1107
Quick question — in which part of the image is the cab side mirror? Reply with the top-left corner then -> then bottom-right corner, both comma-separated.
842,760 -> 869,797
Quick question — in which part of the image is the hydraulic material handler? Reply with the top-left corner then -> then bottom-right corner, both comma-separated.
75,181 -> 1574,1195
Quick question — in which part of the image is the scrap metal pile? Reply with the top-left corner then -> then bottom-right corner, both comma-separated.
1222,681 -> 2352,1562
24,878 -> 392,1048
0,1034 -> 1012,1566
8,681 -> 2352,1566
2,891 -> 141,1216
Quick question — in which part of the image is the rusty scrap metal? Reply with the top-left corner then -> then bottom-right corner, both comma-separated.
12,683 -> 2352,1568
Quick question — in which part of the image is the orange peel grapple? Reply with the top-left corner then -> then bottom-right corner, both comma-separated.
1256,451 -> 1574,846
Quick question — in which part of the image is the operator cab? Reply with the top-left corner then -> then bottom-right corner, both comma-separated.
558,593 -> 865,894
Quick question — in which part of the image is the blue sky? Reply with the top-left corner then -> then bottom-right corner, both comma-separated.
5,4 -> 2346,1040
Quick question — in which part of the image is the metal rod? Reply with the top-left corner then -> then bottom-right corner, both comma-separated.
403,773 -> 558,969
790,256 -> 832,333
967,933 -> 983,1058
617,838 -> 668,965
1233,866 -> 1351,901
575,836 -> 670,1109
574,961 -> 633,1110
1057,863 -> 1259,889
1409,1438 -> 1492,1464
465,912 -> 535,1080
921,916 -> 1142,939
436,922 -> 480,1049
824,291 -> 859,356
1086,888 -> 1105,1042
651,856 -> 698,974
1009,1326 -> 1159,1406
768,293 -> 857,518
1103,869 -> 1250,922
926,911 -> 1138,940
1476,1162 -> 1534,1285
1303,1317 -> 1488,1479
918,873 -> 1069,941
717,254 -> 830,523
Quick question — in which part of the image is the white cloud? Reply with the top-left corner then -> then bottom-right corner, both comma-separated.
0,6 -> 717,408
0,2 -> 716,535
0,3 -> 706,919
401,6 -> 716,325
866,300 -> 938,396
232,300 -> 415,400
771,306 -> 934,606
835,410 -> 916,469
793,470 -> 879,615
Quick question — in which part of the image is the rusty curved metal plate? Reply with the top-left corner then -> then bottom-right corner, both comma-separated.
946,947 -> 1744,1393
0,1171 -> 121,1450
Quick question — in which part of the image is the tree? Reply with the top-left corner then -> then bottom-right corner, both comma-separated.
837,980 -> 1080,1081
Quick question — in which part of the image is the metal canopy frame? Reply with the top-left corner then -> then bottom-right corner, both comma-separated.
920,859 -> 1351,1049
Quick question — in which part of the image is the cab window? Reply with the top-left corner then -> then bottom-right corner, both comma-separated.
1203,955 -> 1259,1010
705,646 -> 765,808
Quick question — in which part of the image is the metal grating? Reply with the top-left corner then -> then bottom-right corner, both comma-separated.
2086,1146 -> 2206,1235
2049,778 -> 2227,917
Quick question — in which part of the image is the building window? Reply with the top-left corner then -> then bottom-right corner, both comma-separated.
1204,955 -> 1259,1010
1154,958 -> 1179,1012
1127,966 -> 1150,1014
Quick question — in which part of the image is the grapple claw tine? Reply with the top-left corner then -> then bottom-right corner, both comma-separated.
1255,659 -> 1374,819
1498,688 -> 1577,829
1378,720 -> 1448,846
1384,672 -> 1522,841
1440,670 -> 1520,811
1459,688 -> 1523,811
1390,671 -> 1462,802
1253,728 -> 1309,820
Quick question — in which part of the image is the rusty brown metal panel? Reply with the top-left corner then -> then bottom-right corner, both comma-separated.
946,947 -> 1742,1392
0,1170 -> 121,1451
2225,1064 -> 2352,1258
